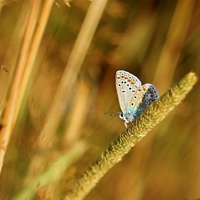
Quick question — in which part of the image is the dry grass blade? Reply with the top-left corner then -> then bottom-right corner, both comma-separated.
37,0 -> 109,149
154,0 -> 196,93
64,80 -> 91,146
16,0 -> 55,117
22,0 -> 108,188
0,0 -> 41,174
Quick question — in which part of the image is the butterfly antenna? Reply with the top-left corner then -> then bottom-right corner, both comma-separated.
104,112 -> 121,116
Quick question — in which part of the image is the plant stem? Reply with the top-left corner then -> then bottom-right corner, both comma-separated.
0,0 -> 41,175
64,72 -> 198,200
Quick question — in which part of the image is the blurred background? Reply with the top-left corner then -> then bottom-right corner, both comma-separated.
0,0 -> 200,199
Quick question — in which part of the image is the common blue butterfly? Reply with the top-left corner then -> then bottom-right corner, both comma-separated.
116,70 -> 159,127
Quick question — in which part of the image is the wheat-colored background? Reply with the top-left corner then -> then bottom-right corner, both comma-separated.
0,0 -> 199,199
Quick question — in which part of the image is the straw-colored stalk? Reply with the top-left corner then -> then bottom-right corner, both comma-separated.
154,0 -> 196,93
0,0 -> 42,174
24,0 -> 108,184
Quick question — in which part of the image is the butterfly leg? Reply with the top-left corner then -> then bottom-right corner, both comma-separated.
124,121 -> 128,128
124,118 -> 131,128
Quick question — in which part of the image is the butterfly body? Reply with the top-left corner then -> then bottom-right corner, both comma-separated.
116,70 -> 159,127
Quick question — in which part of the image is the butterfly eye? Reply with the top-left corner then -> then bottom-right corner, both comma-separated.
119,113 -> 124,119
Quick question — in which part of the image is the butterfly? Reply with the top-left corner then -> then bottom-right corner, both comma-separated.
116,70 -> 159,127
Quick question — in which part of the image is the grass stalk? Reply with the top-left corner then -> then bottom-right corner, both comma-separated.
13,141 -> 87,200
23,0 -> 108,185
153,0 -> 196,93
16,0 -> 55,117
0,0 -> 41,174
64,72 -> 198,200
37,0 -> 108,149
64,80 -> 91,146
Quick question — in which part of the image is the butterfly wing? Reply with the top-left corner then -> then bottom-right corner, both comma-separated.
142,83 -> 159,105
116,70 -> 141,112
129,83 -> 159,115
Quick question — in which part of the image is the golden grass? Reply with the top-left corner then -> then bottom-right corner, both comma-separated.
0,0 -> 199,199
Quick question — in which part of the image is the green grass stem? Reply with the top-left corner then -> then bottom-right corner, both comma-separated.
64,72 -> 198,200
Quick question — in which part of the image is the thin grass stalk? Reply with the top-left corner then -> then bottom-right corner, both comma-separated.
23,0 -> 108,184
153,0 -> 196,93
37,0 -> 108,149
64,80 -> 91,146
16,0 -> 54,130
112,12 -> 156,67
13,141 -> 88,200
64,72 -> 198,200
0,0 -> 41,174
0,0 -> 2,9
